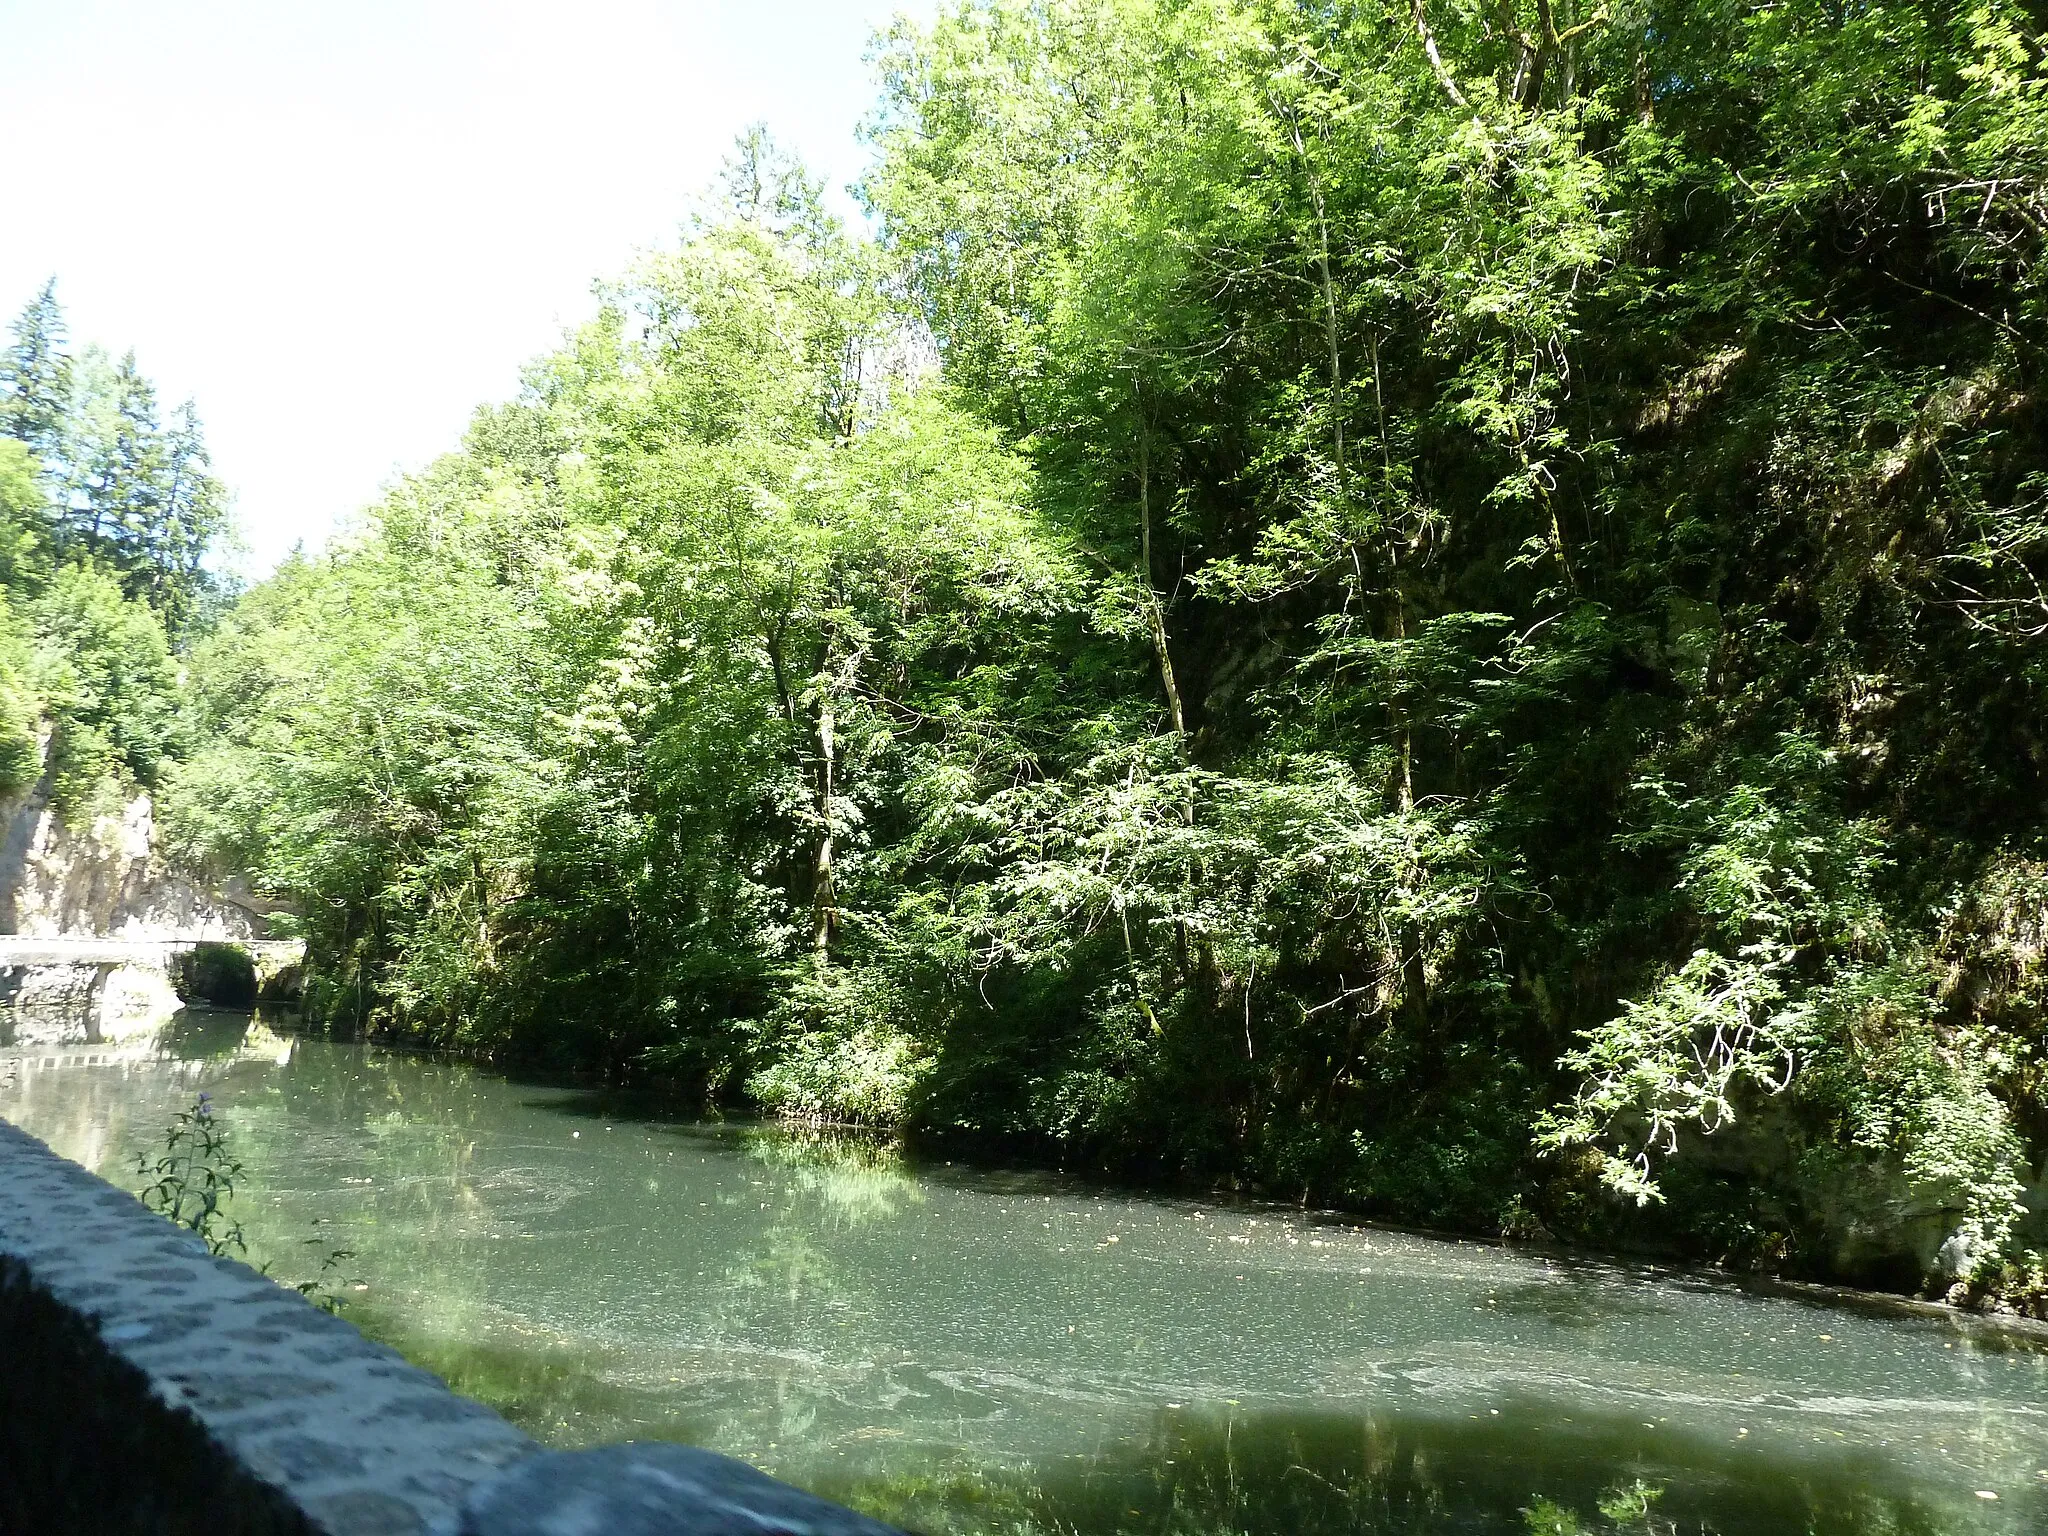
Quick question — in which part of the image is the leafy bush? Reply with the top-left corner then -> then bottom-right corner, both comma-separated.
158,0 -> 2048,1296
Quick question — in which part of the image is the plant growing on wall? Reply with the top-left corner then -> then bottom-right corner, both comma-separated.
134,1092 -> 356,1311
134,1092 -> 245,1259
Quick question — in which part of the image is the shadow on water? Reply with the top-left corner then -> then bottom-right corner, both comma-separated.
1485,1280 -> 1676,1331
519,1079 -> 726,1121
346,1303 -> 725,1451
821,1399 -> 2036,1535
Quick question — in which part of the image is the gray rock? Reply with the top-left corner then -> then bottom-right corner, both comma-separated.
1935,1229 -> 1983,1281
459,1443 -> 907,1536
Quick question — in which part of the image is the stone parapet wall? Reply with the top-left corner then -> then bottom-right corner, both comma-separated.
0,1118 -> 904,1536
0,1117 -> 534,1534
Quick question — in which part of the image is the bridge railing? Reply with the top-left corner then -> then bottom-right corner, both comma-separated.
0,935 -> 306,967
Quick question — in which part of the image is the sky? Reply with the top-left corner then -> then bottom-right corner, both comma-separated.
0,0 -> 932,576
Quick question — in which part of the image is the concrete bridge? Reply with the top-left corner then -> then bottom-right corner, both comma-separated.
0,934 -> 305,1046
0,937 -> 303,974
0,934 -> 305,972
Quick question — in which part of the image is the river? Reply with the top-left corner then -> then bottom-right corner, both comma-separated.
4,1015 -> 2046,1534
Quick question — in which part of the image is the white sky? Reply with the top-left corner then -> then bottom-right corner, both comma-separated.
0,0 -> 931,577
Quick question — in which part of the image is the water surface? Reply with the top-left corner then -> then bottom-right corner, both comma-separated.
5,1017 -> 2047,1534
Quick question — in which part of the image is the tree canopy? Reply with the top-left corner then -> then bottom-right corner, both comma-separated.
0,282 -> 230,809
158,3 -> 2048,1304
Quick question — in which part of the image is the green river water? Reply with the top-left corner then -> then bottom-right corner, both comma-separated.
4,1014 -> 2047,1535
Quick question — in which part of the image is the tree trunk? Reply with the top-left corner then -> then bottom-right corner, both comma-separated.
811,688 -> 836,973
1510,40 -> 1547,107
1410,0 -> 1472,109
1137,425 -> 1187,742
1387,588 -> 1415,816
1289,118 -> 1347,479
472,850 -> 495,968
1135,407 -> 1207,1012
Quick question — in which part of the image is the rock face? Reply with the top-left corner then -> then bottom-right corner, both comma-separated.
0,781 -> 291,1044
0,783 -> 267,942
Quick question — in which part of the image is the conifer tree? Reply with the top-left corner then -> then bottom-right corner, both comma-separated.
0,279 -> 73,472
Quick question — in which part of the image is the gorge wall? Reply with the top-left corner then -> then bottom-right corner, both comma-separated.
0,779 -> 270,941
0,779 -> 297,1045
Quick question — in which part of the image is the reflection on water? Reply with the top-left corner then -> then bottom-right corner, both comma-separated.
6,1020 -> 2048,1535
824,1404 -> 2010,1536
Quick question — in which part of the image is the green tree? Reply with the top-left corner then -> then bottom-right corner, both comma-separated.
0,438 -> 55,596
31,563 -> 181,810
176,5 -> 2048,1303
1,278 -> 72,470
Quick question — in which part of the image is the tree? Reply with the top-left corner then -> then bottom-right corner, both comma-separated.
0,279 -> 73,469
146,400 -> 228,628
0,438 -> 54,595
31,563 -> 181,809
171,12 -> 2048,1301
67,349 -> 167,560
0,282 -> 227,629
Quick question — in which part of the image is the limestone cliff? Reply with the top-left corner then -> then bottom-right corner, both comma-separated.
0,781 -> 267,940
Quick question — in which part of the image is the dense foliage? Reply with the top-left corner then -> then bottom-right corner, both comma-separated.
168,5 -> 2048,1299
0,283 -> 227,812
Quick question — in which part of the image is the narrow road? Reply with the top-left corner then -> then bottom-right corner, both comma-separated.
0,935 -> 304,968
